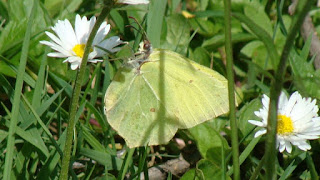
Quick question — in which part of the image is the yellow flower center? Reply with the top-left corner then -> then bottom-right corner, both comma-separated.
277,115 -> 294,135
73,44 -> 93,58
73,44 -> 86,58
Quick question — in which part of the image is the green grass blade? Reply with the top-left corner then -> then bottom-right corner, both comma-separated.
85,101 -> 108,131
37,130 -> 67,179
15,126 -> 49,157
306,152 -> 318,180
118,148 -> 135,180
3,0 -> 38,179
48,71 -> 73,97
279,152 -> 306,180
21,94 -> 63,156
19,88 -> 65,130
80,148 -> 122,170
32,47 -> 48,108
81,126 -> 107,152
147,0 -> 167,47
0,129 -> 8,143
227,136 -> 261,176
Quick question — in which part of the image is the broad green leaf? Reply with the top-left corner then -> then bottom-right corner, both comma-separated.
240,41 -> 263,59
0,20 -> 27,54
44,0 -> 82,17
188,122 -> 230,164
188,17 -> 216,37
238,98 -> 262,138
289,47 -> 320,98
203,33 -> 256,51
244,4 -> 272,36
190,47 -> 211,67
181,159 -> 231,180
233,13 -> 279,69
161,14 -> 190,54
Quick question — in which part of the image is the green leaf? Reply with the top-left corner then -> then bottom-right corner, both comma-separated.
188,122 -> 230,165
188,18 -> 216,37
181,159 -> 231,180
190,47 -> 211,67
44,0 -> 82,17
244,4 -> 273,36
80,148 -> 122,170
233,13 -> 279,70
161,14 -> 190,54
238,98 -> 262,138
289,48 -> 320,98
0,19 -> 27,54
203,33 -> 256,51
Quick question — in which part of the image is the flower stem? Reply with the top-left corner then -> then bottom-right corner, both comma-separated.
59,4 -> 114,179
264,0 -> 314,179
223,0 -> 240,179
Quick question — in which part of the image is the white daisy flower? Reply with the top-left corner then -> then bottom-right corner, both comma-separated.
116,0 -> 149,4
249,91 -> 320,153
40,14 -> 123,70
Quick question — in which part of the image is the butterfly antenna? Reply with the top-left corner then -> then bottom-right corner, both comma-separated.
128,16 -> 152,56
128,16 -> 150,43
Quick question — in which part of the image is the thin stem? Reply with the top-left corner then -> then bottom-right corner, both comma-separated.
3,1 -> 37,179
223,0 -> 240,179
59,4 -> 114,179
264,0 -> 314,179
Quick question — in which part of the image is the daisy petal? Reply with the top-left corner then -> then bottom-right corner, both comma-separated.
254,129 -> 267,138
117,0 -> 149,4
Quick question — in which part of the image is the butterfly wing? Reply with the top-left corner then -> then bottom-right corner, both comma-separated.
105,49 -> 229,148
